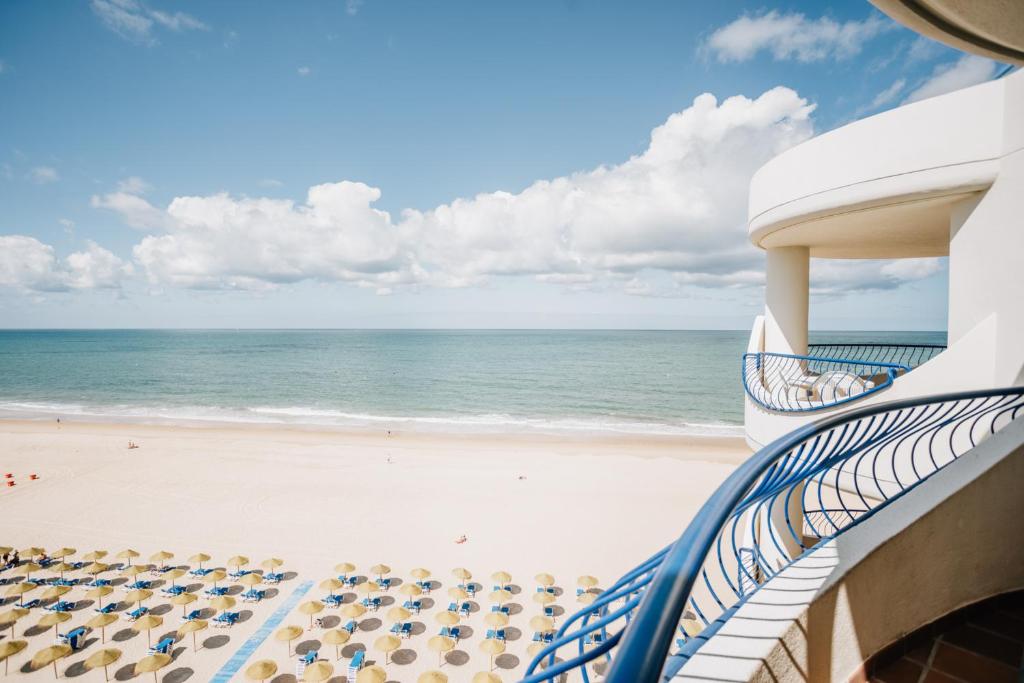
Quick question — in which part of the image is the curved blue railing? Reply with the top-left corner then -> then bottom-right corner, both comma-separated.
519,387 -> 1024,683
807,342 -> 945,369
743,351 -> 909,412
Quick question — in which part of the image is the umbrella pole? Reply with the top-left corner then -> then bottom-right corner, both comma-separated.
52,660 -> 57,679
103,664 -> 109,682
192,632 -> 197,652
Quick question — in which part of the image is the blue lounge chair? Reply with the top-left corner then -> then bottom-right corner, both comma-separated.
321,594 -> 342,607
124,580 -> 150,591
148,636 -> 174,655
301,650 -> 318,665
94,603 -> 117,614
376,577 -> 392,591
584,633 -> 605,645
189,568 -> 212,577
204,586 -> 228,597
402,599 -> 421,613
45,600 -> 75,612
459,582 -> 477,597
18,599 -> 39,610
532,631 -> 554,643
59,626 -> 88,650
447,601 -> 458,612
359,597 -> 380,611
348,649 -> 365,677
490,605 -> 510,615
343,619 -> 357,634
161,585 -> 186,596
400,622 -> 412,638
340,575 -> 357,588
544,606 -> 555,618
242,589 -> 265,603
181,609 -> 201,622
90,579 -> 112,588
458,601 -> 471,617
213,611 -> 240,627
486,629 -> 506,641
51,578 -> 76,587
264,572 -> 283,584
125,606 -> 148,621
439,626 -> 461,641
416,580 -> 432,593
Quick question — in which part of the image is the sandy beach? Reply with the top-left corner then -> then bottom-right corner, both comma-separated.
0,419 -> 749,681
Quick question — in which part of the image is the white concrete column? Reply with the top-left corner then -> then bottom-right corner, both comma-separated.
764,246 -> 810,356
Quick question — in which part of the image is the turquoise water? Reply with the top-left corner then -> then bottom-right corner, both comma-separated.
0,330 -> 945,436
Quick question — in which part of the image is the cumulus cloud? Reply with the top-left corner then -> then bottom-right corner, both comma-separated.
904,55 -> 998,104
870,78 -> 906,108
28,166 -> 59,184
704,11 -> 892,63
810,258 -> 944,295
0,236 -> 131,292
91,187 -> 169,230
90,0 -> 208,44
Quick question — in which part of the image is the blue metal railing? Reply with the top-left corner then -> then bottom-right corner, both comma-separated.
520,387 -> 1024,683
807,342 -> 945,369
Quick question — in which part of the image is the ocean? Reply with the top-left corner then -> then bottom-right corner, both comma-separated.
0,329 -> 946,437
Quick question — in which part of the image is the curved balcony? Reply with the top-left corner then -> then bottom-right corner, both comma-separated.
519,386 -> 1024,683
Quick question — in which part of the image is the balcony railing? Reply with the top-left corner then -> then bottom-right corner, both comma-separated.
807,343 -> 945,369
519,387 -> 1024,683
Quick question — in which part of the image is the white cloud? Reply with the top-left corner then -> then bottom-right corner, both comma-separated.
91,188 -> 169,230
704,11 -> 892,63
90,0 -> 207,44
297,66 -> 312,77
810,258 -> 944,294
904,55 -> 998,104
59,218 -> 75,235
28,166 -> 59,184
117,176 -> 151,194
0,236 -> 131,292
259,179 -> 284,188
870,78 -> 906,108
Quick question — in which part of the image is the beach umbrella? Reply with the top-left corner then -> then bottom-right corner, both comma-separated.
171,591 -> 197,616
479,638 -> 505,670
82,550 -> 108,563
238,572 -> 262,593
37,611 -> 71,637
484,612 -> 509,630
355,666 -> 386,683
490,571 -> 512,587
30,644 -> 71,678
322,628 -> 350,659
134,653 -> 171,683
122,565 -> 147,579
5,581 -> 38,599
12,563 -> 42,580
534,573 -> 555,587
427,635 -> 455,667
83,648 -> 122,682
188,553 -> 211,569
244,659 -> 277,682
529,615 -> 554,632
302,661 -> 333,682
0,607 -> 29,638
177,619 -> 208,652
210,595 -> 236,614
369,564 -> 390,580
354,581 -> 377,598
411,567 -> 431,580
489,589 -> 512,605
124,588 -> 152,607
533,591 -> 556,606
226,556 -> 249,574
86,585 -> 114,609
274,625 -> 303,655
116,549 -> 139,566
148,550 -> 173,567
164,568 -> 187,586
20,547 -> 44,559
526,641 -> 546,657
86,612 -> 118,643
298,600 -> 324,628
83,562 -> 109,576
131,614 -> 163,647
0,640 -> 27,676
53,548 -> 76,560
41,585 -> 71,602
387,605 -> 411,622
419,671 -> 448,683
261,557 -> 284,570
452,568 -> 472,581
48,562 -> 75,580
447,586 -> 468,601
577,575 -> 598,589
435,611 -> 459,626
577,592 -> 597,606
0,547 -> 11,556
472,673 -> 502,683
399,583 -> 422,598
319,577 -> 343,595
340,603 -> 366,619
333,562 -> 355,576
203,569 -> 227,589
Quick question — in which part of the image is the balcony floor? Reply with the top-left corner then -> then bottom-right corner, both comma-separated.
863,590 -> 1024,683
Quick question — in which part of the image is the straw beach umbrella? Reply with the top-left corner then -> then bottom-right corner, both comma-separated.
334,562 -> 355,577
244,659 -> 277,682
48,562 -> 75,580
134,653 -> 171,683
261,557 -> 284,570
226,556 -> 249,575
411,568 -> 431,580
298,600 -> 324,628
355,665 -> 386,683
12,563 -> 42,581
122,565 -> 147,580
116,549 -> 139,566
387,605 -> 411,623
83,648 -> 122,682
210,595 -> 236,616
435,611 -> 459,627
340,602 -> 365,627
490,571 -> 512,588
534,573 -> 555,587
302,661 -> 333,682
148,550 -> 173,570
189,553 -> 211,570
577,592 -> 597,606
124,588 -> 152,608
427,635 -> 455,667
239,573 -> 262,590
0,607 -> 29,637
82,550 -> 108,563
41,585 -> 71,604
447,586 -> 468,602
369,564 -> 391,580
177,619 -> 208,652
86,585 -> 114,610
171,591 -> 197,616
131,614 -> 163,647
31,644 -> 71,678
484,612 -> 509,632
323,628 -> 350,659
452,568 -> 472,581
530,615 -> 554,633
533,591 -> 556,607
374,634 -> 401,665
275,625 -> 303,655
577,575 -> 598,589
489,589 -> 512,605
320,577 -> 343,596
472,673 -> 502,683
86,612 -> 118,643
164,568 -> 187,587
419,672 -> 448,683
37,611 -> 71,637
5,581 -> 38,600
0,640 -> 27,676
83,562 -> 109,578
354,581 -> 377,599
204,569 -> 227,591
399,583 -> 422,599
479,638 -> 505,670
53,548 -> 76,560
20,548 -> 44,560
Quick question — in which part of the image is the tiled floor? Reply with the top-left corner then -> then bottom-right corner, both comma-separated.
866,590 -> 1024,683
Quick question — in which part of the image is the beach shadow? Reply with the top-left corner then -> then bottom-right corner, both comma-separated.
198,607 -> 215,619
390,578 -> 404,588
409,621 -> 426,636
379,596 -> 395,608
592,658 -> 609,677
359,618 -> 381,631
392,648 -> 416,665
111,578 -> 127,587
296,639 -> 321,655
113,663 -> 135,681
551,587 -> 564,597
445,650 -> 469,666
80,636 -> 100,650
282,571 -> 298,581
164,666 -> 194,682
270,676 -> 297,683
319,615 -> 340,629
23,624 -> 48,638
507,603 -> 523,616
550,605 -> 566,618
495,653 -> 520,670
151,604 -> 172,616
64,660 -> 89,678
226,586 -> 243,596
170,646 -> 187,661
72,599 -> 94,612
238,610 -> 253,623
458,625 -> 476,639
508,584 -> 522,595
185,583 -> 203,593
341,643 -> 365,658
419,597 -> 435,610
202,635 -> 229,649
505,627 -> 523,642
265,588 -> 280,599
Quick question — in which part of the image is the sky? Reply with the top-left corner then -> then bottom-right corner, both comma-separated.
0,0 -> 1004,330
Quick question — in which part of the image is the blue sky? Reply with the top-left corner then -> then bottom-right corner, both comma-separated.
0,1 -> 1001,329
